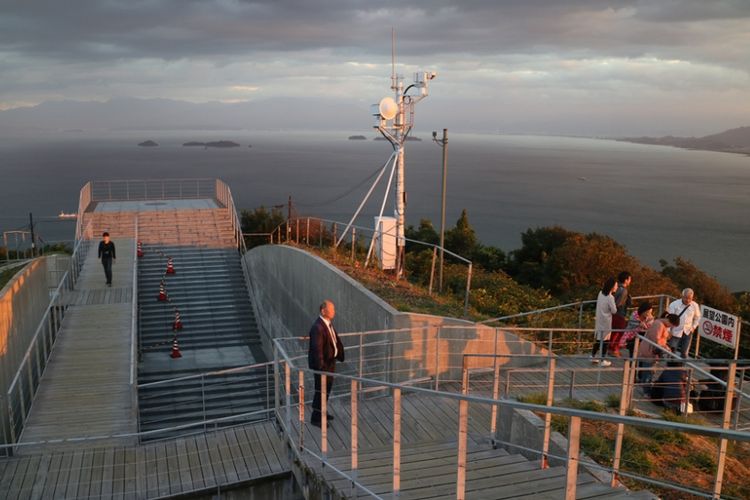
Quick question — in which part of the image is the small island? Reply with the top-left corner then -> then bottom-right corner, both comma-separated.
182,140 -> 241,148
138,140 -> 158,147
348,135 -> 367,140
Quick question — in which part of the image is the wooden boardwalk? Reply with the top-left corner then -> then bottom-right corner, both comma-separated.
0,421 -> 288,499
19,240 -> 137,447
284,385 -> 656,499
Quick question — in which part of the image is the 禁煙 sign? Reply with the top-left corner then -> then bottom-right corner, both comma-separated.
699,305 -> 739,349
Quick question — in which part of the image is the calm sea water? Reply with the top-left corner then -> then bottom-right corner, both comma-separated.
1,130 -> 748,291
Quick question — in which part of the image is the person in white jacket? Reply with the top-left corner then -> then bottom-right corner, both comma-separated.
667,288 -> 701,358
591,277 -> 618,367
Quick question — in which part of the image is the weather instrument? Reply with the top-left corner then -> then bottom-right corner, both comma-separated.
337,29 -> 436,277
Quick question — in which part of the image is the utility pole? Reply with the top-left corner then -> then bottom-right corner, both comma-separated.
287,195 -> 292,222
29,212 -> 36,258
432,129 -> 448,292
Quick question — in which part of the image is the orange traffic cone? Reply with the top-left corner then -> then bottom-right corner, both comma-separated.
137,241 -> 144,258
170,335 -> 182,358
173,308 -> 183,330
157,280 -> 168,301
166,257 -> 175,275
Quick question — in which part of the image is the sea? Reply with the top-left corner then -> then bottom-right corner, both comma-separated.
1,130 -> 748,291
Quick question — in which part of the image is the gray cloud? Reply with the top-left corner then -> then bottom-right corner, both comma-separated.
1,1 -> 749,135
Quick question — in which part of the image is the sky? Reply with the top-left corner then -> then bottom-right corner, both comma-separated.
1,0 -> 749,136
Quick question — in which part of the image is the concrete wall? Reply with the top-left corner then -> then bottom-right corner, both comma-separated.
496,405 -> 610,484
244,245 -> 546,385
0,258 -> 51,444
243,245 -> 398,358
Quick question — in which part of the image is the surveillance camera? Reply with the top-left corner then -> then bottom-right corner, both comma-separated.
428,71 -> 437,80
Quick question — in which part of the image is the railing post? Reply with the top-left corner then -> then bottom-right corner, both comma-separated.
321,374 -> 328,462
296,219 -> 299,243
393,387 -> 401,498
319,220 -> 323,248
463,263 -> 472,318
285,363 -> 291,436
611,360 -> 631,486
577,301 -> 584,330
457,396 -> 468,500
332,223 -> 337,249
306,217 -> 310,245
434,327 -> 441,391
490,359 -> 501,447
428,246 -> 437,296
541,356 -> 556,469
298,370 -> 305,452
358,332 -> 364,383
565,416 -> 582,500
351,379 -> 358,498
568,370 -> 576,400
351,227 -> 356,261
273,346 -> 280,423
733,370 -> 744,430
713,361 -> 737,499
201,375 -> 207,431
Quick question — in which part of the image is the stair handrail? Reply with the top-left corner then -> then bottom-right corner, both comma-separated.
130,216 -> 140,432
272,335 -> 750,500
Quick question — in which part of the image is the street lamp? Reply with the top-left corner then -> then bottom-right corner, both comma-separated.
432,128 -> 448,292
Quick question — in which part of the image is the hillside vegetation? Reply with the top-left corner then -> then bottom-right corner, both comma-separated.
241,207 -> 748,359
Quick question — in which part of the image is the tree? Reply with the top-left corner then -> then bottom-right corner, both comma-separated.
405,218 -> 439,251
445,209 -> 477,258
240,206 -> 285,234
660,257 -> 736,312
506,226 -> 679,300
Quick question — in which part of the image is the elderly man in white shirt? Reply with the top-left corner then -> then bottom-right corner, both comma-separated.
667,288 -> 701,358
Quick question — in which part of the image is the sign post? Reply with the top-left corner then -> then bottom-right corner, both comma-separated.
698,305 -> 740,359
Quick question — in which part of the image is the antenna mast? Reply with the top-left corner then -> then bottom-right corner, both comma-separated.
370,31 -> 437,278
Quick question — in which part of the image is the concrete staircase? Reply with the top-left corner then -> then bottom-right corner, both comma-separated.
136,244 -> 269,437
82,208 -> 237,247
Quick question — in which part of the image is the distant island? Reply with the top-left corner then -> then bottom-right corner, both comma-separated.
138,140 -> 158,147
182,140 -> 241,148
348,135 -> 367,140
617,126 -> 750,156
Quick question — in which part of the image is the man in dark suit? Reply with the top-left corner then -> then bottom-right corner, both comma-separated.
308,300 -> 344,427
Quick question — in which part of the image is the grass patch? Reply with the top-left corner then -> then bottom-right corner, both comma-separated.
605,393 -> 621,409
562,398 -> 606,413
0,264 -> 25,290
675,451 -> 715,473
517,392 -> 548,406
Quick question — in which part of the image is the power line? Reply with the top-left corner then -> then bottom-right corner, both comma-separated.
295,156 -> 395,208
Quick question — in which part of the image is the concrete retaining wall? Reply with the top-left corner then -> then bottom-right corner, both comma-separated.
496,405 -> 611,484
0,258 -> 51,444
244,245 -> 545,383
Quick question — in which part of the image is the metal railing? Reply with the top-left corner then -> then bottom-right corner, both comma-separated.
271,326 -> 750,499
4,220 -> 93,449
88,178 -> 217,203
130,217 -> 140,432
136,361 -> 274,439
268,216 -> 474,316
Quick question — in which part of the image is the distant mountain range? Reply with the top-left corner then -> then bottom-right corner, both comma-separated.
0,97 -> 367,133
617,126 -> 750,155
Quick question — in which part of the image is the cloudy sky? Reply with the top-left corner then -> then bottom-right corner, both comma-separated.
1,0 -> 749,135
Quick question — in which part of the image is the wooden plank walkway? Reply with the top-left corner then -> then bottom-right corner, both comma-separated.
284,386 -> 657,499
0,421 -> 288,499
19,240 -> 137,448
